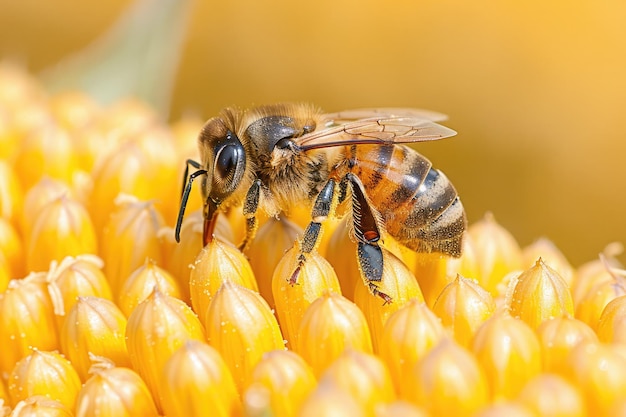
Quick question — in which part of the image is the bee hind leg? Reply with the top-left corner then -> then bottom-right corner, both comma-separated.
348,173 -> 392,303
290,179 -> 337,285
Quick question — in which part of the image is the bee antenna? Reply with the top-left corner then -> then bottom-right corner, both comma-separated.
175,159 -> 207,243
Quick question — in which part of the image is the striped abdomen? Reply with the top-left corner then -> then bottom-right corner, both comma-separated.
348,144 -> 466,257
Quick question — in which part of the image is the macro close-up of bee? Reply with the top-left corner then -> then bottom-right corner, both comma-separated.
176,103 -> 466,302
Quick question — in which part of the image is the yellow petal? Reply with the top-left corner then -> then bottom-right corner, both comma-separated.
318,349 -> 395,415
7,350 -> 81,410
189,237 -> 258,318
536,316 -> 598,374
468,212 -> 523,294
75,364 -> 159,417
432,274 -> 495,347
354,248 -> 424,353
562,342 -> 626,415
295,291 -> 373,377
117,258 -> 182,317
470,311 -> 542,400
0,274 -> 58,375
60,296 -> 130,381
100,196 -> 165,296
272,245 -> 341,348
160,340 -> 241,417
250,216 -> 303,308
205,281 -> 284,392
26,194 -> 97,273
508,258 -> 574,329
516,373 -> 585,417
379,299 -> 446,394
401,338 -> 489,416
10,395 -> 74,417
244,350 -> 315,417
126,288 -> 205,411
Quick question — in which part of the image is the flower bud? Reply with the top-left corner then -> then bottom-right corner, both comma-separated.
10,395 -> 73,417
297,380 -> 367,417
473,403 -> 535,417
0,160 -> 23,233
516,373 -> 585,417
126,288 -> 205,411
244,350 -> 315,417
189,237 -> 257,318
536,316 -> 598,373
0,273 -> 58,374
20,177 -> 72,239
562,343 -> 626,415
432,274 -> 495,347
296,291 -> 373,376
75,362 -> 159,417
523,238 -> 575,286
250,216 -> 303,308
48,91 -> 100,132
572,245 -> 622,307
354,249 -> 424,353
379,299 -> 446,393
0,217 -> 24,278
597,295 -> 626,343
117,258 -> 181,317
60,296 -> 130,381
401,338 -> 489,416
205,281 -> 284,392
470,312 -> 541,400
8,350 -> 81,410
508,258 -> 574,329
26,194 -> 97,273
160,340 -> 241,417
468,212 -> 522,294
272,245 -> 341,347
575,260 -> 626,330
100,196 -> 165,296
319,349 -> 395,414
374,401 -> 429,417
45,255 -> 112,330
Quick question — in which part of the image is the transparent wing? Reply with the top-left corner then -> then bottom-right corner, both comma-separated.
321,107 -> 449,125
296,114 -> 457,151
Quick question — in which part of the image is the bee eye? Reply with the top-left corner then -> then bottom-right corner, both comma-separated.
215,144 -> 240,179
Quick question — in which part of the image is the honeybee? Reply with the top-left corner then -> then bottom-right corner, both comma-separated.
176,103 -> 465,302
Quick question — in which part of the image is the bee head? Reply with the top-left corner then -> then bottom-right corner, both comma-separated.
198,116 -> 247,213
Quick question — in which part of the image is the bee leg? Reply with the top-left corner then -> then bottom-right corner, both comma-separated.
239,179 -> 262,252
290,179 -> 336,284
348,173 -> 392,303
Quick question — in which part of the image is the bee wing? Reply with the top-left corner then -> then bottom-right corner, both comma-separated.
297,115 -> 457,151
321,107 -> 449,124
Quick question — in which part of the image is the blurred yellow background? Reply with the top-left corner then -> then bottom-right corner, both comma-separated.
1,0 -> 625,266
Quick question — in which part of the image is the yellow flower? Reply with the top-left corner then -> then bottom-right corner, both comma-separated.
60,296 -> 130,381
354,248 -> 424,353
74,360 -> 159,417
296,291 -> 373,376
189,236 -> 258,318
508,258 -> 574,329
470,311 -> 542,400
100,195 -> 165,296
160,340 -> 241,417
125,287 -> 205,411
204,281 -> 284,392
401,338 -> 489,416
272,244 -> 341,347
432,274 -> 495,347
117,258 -> 182,317
0,273 -> 58,375
7,350 -> 81,410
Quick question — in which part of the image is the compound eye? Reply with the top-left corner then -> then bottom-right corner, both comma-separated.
215,144 -> 240,180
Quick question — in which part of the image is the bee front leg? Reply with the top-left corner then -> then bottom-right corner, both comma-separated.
347,173 -> 392,304
290,179 -> 337,284
239,179 -> 262,252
